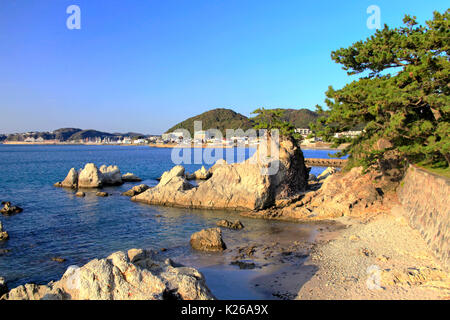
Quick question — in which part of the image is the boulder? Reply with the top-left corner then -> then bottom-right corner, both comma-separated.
100,165 -> 123,186
0,222 -> 9,241
186,166 -> 211,180
78,163 -> 103,188
75,191 -> 85,198
122,184 -> 150,197
60,168 -> 78,189
122,173 -> 142,182
133,137 -> 309,211
1,249 -> 215,300
216,219 -> 245,230
190,228 -> 227,252
1,202 -> 23,216
96,192 -> 108,197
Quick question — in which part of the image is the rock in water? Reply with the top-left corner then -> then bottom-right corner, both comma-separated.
78,163 -> 103,188
96,192 -> 108,197
133,137 -> 309,211
1,249 -> 215,300
190,228 -> 227,252
56,168 -> 79,189
216,219 -> 245,230
122,173 -> 142,182
122,184 -> 150,197
0,222 -> 9,241
100,165 -> 123,186
75,191 -> 85,198
1,202 -> 23,216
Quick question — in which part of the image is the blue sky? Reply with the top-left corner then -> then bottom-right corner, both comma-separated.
0,0 -> 448,134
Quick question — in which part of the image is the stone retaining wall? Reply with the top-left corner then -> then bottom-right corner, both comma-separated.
398,165 -> 449,269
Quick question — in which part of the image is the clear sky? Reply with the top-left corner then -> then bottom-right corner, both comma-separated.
0,0 -> 448,134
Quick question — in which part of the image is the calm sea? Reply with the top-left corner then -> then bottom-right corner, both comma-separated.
0,145 -> 339,299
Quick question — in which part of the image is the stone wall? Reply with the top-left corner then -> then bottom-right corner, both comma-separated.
398,165 -> 449,269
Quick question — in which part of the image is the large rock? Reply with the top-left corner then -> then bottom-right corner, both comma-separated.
61,168 -> 78,189
1,202 -> 23,216
216,219 -> 244,230
190,228 -> 227,252
78,163 -> 103,188
122,184 -> 150,197
0,222 -> 9,241
122,173 -> 142,182
1,249 -> 215,300
100,165 -> 123,186
133,137 -> 308,211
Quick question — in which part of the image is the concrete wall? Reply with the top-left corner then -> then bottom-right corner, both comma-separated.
398,165 -> 449,269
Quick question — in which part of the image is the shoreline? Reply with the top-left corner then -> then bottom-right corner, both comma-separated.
1,141 -> 344,151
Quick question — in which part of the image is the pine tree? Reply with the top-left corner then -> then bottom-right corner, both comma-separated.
312,10 -> 450,169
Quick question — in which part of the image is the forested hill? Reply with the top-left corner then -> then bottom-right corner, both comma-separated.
166,108 -> 319,135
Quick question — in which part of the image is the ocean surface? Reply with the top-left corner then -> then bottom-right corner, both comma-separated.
0,145 -> 341,299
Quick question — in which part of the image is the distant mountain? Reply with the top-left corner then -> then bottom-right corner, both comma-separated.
166,108 -> 319,135
67,129 -> 115,141
3,128 -> 149,142
166,108 -> 254,136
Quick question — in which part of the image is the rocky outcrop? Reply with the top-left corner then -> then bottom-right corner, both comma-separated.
133,138 -> 309,211
317,167 -> 337,180
1,202 -> 23,216
186,166 -> 211,180
99,165 -> 122,185
122,184 -> 150,197
1,249 -> 215,300
78,163 -> 104,188
190,228 -> 227,252
216,219 -> 244,230
122,173 -> 142,182
0,222 -> 9,241
61,168 -> 78,189
55,164 -> 141,189
248,167 -> 386,221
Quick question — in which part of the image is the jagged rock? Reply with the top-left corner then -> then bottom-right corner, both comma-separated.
122,173 -> 142,182
186,166 -> 211,180
75,191 -> 85,198
57,168 -> 78,189
2,249 -> 215,300
100,165 -> 123,186
122,184 -> 150,197
381,267 -> 449,287
216,219 -> 244,230
1,202 -> 23,216
190,228 -> 227,252
0,277 -> 7,297
96,192 -> 108,197
0,222 -> 9,241
133,137 -> 308,211
78,163 -> 103,188
160,166 -> 186,186
317,167 -> 337,180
